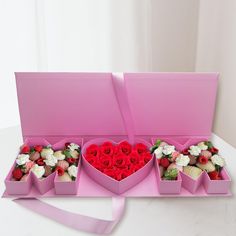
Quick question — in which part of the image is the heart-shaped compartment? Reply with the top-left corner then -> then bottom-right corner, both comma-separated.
82,138 -> 154,194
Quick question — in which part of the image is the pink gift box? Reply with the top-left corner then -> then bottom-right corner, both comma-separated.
82,138 -> 154,194
3,72 -> 231,197
53,138 -> 82,195
4,137 -> 82,195
155,159 -> 182,194
203,167 -> 231,194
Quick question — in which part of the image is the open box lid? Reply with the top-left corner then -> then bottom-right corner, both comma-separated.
15,72 -> 218,139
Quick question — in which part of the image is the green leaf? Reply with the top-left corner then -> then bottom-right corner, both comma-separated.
155,139 -> 162,147
163,168 -> 178,180
63,149 -> 72,158
205,141 -> 213,149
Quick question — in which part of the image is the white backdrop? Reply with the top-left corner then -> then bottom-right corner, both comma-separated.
0,0 -> 199,129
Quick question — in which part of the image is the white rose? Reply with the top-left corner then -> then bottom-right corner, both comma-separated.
162,145 -> 175,155
16,154 -> 30,165
211,154 -> 225,167
31,164 -> 45,178
68,143 -> 80,151
175,154 -> 190,167
197,142 -> 208,151
54,150 -> 66,160
154,146 -> 163,159
189,145 -> 201,156
68,165 -> 78,178
41,148 -> 54,158
43,154 -> 58,167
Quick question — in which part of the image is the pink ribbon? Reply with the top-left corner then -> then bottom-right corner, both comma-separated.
14,197 -> 125,234
112,73 -> 135,144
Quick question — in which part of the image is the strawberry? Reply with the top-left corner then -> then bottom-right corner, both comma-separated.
209,147 -> 219,154
208,170 -> 221,180
160,157 -> 170,168
12,168 -> 23,180
55,166 -> 64,176
20,145 -> 30,154
34,145 -> 43,152
198,155 -> 208,165
36,158 -> 45,166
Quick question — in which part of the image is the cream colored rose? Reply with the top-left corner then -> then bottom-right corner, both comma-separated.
211,154 -> 225,167
175,154 -> 190,167
197,142 -> 208,151
68,143 -> 80,151
16,154 -> 30,165
154,146 -> 163,159
44,154 -> 58,167
68,165 -> 78,178
54,150 -> 66,160
41,148 -> 54,158
31,164 -> 45,178
162,145 -> 175,155
189,145 -> 201,156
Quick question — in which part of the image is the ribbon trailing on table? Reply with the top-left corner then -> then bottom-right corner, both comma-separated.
14,197 -> 126,234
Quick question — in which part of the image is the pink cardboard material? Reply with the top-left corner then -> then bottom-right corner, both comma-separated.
155,159 -> 182,194
4,72 -> 231,197
203,167 -> 231,194
81,138 -> 154,194
4,137 -> 82,195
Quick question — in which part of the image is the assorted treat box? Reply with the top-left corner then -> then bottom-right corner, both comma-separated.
3,72 -> 232,196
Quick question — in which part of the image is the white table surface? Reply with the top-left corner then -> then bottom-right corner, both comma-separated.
0,126 -> 235,236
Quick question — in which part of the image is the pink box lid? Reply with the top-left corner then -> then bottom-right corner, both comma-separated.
15,72 -> 218,139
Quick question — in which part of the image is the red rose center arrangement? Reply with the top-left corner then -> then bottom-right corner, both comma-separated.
84,141 -> 152,181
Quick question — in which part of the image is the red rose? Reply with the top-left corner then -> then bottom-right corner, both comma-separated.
85,154 -> 97,165
55,166 -> 64,176
36,158 -> 45,166
160,157 -> 170,168
12,168 -> 23,180
128,150 -> 140,165
129,163 -> 143,173
34,145 -> 43,152
93,162 -> 104,172
208,171 -> 222,180
86,144 -> 100,157
100,142 -> 114,156
198,155 -> 208,165
67,157 -> 76,165
100,155 -> 113,169
141,152 -> 152,163
120,169 -> 132,180
133,143 -> 148,155
209,147 -> 219,154
181,149 -> 189,155
118,141 -> 132,155
114,169 -> 123,181
113,153 -> 127,168
20,145 -> 30,154
103,169 -> 116,179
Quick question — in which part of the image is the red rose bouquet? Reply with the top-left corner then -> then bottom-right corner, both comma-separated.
85,141 -> 152,181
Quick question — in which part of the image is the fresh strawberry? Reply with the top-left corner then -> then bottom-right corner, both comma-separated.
209,147 -> 219,154
12,168 -> 23,180
36,158 -> 45,166
198,155 -> 208,165
55,166 -> 64,176
34,145 -> 43,152
208,170 -> 221,180
160,157 -> 170,168
20,145 -> 30,154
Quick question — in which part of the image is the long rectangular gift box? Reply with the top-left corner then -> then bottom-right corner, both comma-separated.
3,72 -> 231,197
